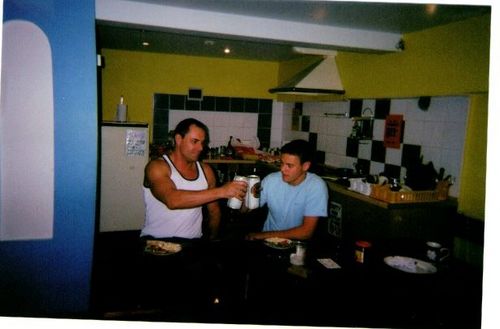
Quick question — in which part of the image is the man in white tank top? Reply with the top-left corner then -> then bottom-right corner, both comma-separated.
141,118 -> 248,240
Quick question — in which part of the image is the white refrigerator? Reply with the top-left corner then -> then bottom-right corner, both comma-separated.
99,122 -> 149,232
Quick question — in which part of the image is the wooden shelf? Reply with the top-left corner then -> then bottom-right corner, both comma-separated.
203,158 -> 256,164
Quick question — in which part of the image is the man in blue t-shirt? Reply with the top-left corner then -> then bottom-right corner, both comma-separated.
246,139 -> 328,241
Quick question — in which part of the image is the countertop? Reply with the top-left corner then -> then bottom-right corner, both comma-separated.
325,178 -> 458,209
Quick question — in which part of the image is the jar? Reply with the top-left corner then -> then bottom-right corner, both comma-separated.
354,240 -> 372,264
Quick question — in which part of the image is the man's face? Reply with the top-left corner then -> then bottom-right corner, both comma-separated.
176,124 -> 206,162
280,153 -> 310,186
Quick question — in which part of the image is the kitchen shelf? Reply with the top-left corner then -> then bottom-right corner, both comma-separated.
203,159 -> 256,164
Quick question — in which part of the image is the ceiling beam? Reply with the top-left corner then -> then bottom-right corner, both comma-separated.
96,0 -> 403,53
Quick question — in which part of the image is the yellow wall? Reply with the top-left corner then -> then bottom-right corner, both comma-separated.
101,50 -> 279,124
273,14 -> 489,101
337,14 -> 490,99
459,93 -> 488,220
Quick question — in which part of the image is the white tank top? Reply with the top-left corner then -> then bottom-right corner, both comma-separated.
141,154 -> 208,239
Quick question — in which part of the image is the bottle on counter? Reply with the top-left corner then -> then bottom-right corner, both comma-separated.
226,136 -> 234,158
115,95 -> 127,122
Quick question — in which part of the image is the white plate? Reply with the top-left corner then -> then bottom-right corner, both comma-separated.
144,240 -> 182,256
264,237 -> 294,250
384,256 -> 437,274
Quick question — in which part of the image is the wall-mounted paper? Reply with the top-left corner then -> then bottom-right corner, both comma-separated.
126,129 -> 147,156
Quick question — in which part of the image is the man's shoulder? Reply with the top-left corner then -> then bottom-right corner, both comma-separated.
263,171 -> 282,182
306,172 -> 328,188
147,156 -> 167,167
146,156 -> 170,174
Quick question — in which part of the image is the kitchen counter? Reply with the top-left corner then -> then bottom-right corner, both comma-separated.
326,178 -> 458,209
325,178 -> 457,248
326,178 -> 390,207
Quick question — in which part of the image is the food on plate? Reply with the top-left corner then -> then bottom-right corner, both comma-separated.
264,237 -> 293,249
145,240 -> 182,255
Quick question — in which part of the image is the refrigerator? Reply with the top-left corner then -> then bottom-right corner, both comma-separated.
99,121 -> 149,232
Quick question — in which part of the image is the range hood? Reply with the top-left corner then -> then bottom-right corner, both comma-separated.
269,53 -> 345,95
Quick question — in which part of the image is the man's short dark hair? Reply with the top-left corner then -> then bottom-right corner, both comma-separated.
280,139 -> 313,164
173,118 -> 210,146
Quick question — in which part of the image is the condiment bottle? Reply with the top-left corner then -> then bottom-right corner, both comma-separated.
354,240 -> 372,264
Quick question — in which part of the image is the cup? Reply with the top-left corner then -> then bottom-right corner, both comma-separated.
348,178 -> 363,191
426,241 -> 450,262
290,242 -> 306,266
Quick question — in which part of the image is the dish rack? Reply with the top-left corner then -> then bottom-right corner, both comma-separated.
370,180 -> 450,204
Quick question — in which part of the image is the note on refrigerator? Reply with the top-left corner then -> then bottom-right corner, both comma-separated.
126,129 -> 147,156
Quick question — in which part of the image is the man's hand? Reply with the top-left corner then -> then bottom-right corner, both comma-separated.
222,180 -> 248,200
245,231 -> 268,240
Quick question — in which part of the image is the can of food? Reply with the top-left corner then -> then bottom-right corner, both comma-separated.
354,240 -> 372,264
245,174 -> 261,209
227,175 -> 248,209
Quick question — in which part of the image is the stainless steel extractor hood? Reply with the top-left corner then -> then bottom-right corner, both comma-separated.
269,52 -> 345,95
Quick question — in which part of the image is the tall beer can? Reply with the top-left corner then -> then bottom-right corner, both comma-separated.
245,175 -> 261,209
227,175 -> 248,209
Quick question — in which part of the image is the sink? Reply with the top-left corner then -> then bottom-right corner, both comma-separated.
384,256 -> 437,274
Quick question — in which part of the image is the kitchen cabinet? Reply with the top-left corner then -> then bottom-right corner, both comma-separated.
327,182 -> 456,247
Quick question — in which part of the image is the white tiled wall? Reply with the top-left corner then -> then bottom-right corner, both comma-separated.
300,101 -> 353,168
286,96 -> 469,197
169,96 -> 468,197
391,97 -> 469,197
169,110 -> 259,148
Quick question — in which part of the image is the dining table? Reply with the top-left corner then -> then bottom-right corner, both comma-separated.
128,219 -> 482,328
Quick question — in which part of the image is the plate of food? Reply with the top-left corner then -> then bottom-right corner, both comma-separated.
264,237 -> 294,250
144,240 -> 182,256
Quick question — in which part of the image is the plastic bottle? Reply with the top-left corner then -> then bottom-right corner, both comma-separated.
116,95 -> 127,122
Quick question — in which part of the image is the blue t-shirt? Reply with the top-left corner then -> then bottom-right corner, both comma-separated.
260,171 -> 328,232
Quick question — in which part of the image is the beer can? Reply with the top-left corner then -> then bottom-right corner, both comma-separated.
227,175 -> 248,209
245,175 -> 261,210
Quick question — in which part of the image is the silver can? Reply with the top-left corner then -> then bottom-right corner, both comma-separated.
227,175 -> 248,209
245,175 -> 261,210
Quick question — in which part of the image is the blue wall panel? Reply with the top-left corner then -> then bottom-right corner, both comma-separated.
1,0 -> 97,315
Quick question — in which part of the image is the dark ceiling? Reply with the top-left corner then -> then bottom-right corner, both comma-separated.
96,1 -> 491,61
